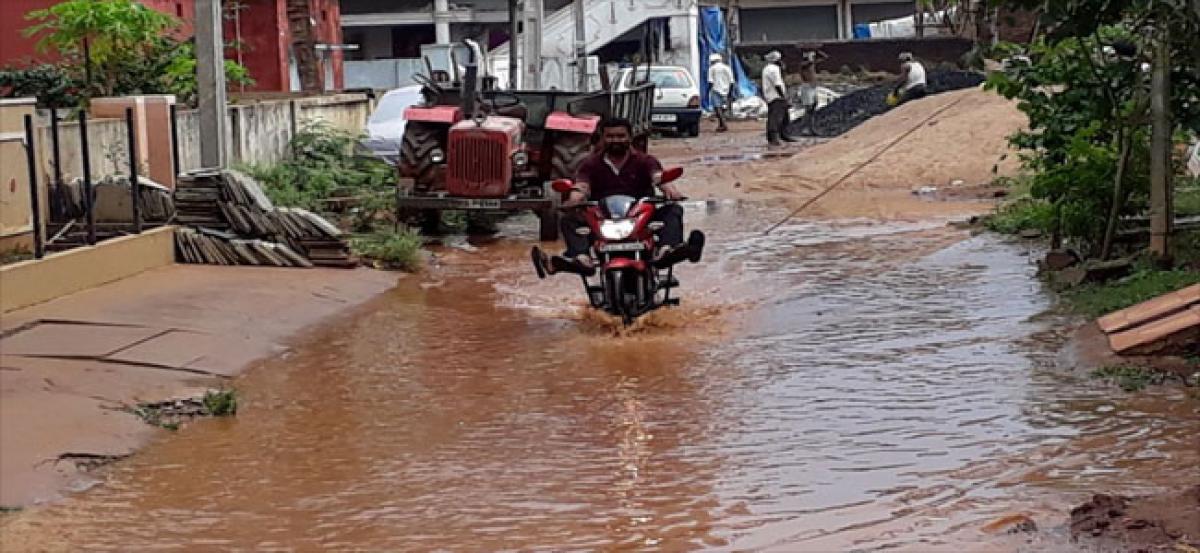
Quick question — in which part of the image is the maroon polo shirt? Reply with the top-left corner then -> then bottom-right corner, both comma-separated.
576,150 -> 663,199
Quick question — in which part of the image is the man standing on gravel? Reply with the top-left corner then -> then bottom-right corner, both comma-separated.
708,53 -> 734,132
762,50 -> 795,146
797,49 -> 828,135
893,52 -> 927,105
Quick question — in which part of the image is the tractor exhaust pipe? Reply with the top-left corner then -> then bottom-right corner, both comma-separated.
461,39 -> 484,119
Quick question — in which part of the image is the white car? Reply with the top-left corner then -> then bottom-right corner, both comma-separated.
361,85 -> 426,165
614,65 -> 702,137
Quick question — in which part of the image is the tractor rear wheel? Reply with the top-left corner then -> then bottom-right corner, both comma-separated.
400,122 -> 442,187
550,133 -> 593,180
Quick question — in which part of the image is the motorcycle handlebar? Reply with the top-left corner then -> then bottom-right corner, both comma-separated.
560,197 -> 686,211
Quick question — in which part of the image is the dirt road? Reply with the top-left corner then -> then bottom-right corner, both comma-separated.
2,93 -> 1197,551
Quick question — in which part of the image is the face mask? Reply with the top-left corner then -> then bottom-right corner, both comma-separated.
606,142 -> 630,156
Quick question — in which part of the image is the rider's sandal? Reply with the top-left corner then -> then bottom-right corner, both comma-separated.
530,247 -> 550,279
686,230 -> 706,263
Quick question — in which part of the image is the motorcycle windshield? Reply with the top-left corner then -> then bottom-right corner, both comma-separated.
602,195 -> 637,218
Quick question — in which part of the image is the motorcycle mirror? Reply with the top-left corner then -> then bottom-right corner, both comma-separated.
551,179 -> 575,193
660,167 -> 684,184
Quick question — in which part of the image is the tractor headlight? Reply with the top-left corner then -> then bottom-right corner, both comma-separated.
430,148 -> 445,163
512,151 -> 529,167
599,219 -> 636,240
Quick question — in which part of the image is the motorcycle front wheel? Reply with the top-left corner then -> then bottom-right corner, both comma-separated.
604,270 -> 638,326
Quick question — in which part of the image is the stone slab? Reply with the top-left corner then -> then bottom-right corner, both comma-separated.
1108,306 -> 1200,354
0,323 -> 163,358
1097,284 -> 1200,334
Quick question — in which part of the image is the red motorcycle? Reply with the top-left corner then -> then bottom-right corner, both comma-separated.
538,167 -> 703,325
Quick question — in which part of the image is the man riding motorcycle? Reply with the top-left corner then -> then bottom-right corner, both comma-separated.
532,117 -> 704,277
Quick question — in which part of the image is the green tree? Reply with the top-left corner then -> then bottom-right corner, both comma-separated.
987,0 -> 1200,260
24,0 -> 178,97
15,0 -> 254,105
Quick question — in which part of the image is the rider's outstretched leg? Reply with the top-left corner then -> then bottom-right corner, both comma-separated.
652,205 -> 704,267
531,211 -> 596,277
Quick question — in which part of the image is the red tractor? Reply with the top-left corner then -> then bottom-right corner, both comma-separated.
396,41 -> 656,241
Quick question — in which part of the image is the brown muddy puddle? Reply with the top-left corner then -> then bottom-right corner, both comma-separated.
3,202 -> 1198,552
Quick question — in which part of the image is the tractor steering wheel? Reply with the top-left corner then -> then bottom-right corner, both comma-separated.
413,73 -> 444,102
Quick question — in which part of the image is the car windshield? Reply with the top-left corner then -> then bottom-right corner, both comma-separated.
625,68 -> 692,89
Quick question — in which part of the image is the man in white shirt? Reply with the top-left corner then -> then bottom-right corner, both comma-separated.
708,53 -> 734,132
761,50 -> 795,146
797,49 -> 828,135
893,52 -> 928,106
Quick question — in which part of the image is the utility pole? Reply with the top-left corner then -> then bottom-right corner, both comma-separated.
523,0 -> 543,88
196,0 -> 227,169
509,0 -> 519,88
574,0 -> 587,91
1149,21 -> 1173,263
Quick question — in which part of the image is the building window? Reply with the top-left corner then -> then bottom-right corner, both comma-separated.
740,6 -> 839,41
176,2 -> 183,17
852,2 -> 914,25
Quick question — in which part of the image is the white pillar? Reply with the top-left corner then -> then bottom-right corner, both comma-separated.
574,0 -> 587,91
434,0 -> 451,43
523,0 -> 544,88
686,2 -> 700,90
195,0 -> 226,168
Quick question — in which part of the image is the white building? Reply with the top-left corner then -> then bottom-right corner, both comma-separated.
340,0 -> 917,90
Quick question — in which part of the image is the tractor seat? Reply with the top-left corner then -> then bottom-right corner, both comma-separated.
483,102 -> 528,121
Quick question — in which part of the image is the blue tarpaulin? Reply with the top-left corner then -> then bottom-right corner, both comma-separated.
697,6 -> 758,111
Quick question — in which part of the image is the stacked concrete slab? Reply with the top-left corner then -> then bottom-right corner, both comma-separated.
172,169 -> 354,268
1098,284 -> 1200,354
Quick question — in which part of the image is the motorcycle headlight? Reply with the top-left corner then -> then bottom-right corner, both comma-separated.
430,148 -> 445,163
512,151 -> 529,167
599,219 -> 636,240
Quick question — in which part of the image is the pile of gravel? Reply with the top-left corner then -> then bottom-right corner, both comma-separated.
789,70 -> 987,137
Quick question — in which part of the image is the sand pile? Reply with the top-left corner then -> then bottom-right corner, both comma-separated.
747,87 -> 1026,197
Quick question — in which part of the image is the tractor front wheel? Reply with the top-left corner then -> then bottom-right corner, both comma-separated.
400,122 -> 442,188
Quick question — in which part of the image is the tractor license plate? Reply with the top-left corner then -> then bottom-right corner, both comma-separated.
450,198 -> 501,209
600,242 -> 645,252
651,113 -> 677,123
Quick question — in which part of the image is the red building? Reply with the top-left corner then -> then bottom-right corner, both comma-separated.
1,0 -> 344,92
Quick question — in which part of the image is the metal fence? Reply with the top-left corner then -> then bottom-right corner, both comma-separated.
20,106 -> 160,259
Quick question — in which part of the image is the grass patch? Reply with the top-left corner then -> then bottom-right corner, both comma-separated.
202,389 -> 238,416
985,196 -> 1056,235
1,247 -> 34,266
984,175 -> 1051,235
128,388 -> 238,431
238,122 -> 394,232
129,403 -> 182,431
1091,364 -> 1168,391
351,229 -> 423,272
1063,267 -> 1200,318
1177,177 -> 1200,217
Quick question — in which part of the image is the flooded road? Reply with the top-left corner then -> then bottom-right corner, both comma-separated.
3,203 -> 1198,551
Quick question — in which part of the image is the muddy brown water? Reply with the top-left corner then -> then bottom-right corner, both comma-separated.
4,202 -> 1198,551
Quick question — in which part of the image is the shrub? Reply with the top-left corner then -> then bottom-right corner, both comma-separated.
351,229 -> 423,272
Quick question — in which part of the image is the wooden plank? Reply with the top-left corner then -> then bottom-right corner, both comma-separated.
1108,305 -> 1200,353
1097,284 -> 1200,333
